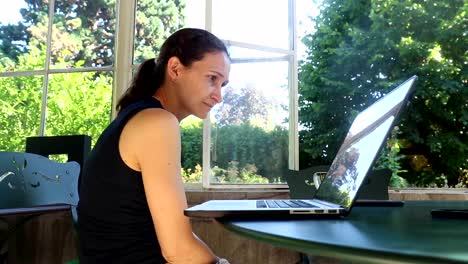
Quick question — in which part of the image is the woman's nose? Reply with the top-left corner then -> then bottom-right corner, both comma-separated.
211,87 -> 223,104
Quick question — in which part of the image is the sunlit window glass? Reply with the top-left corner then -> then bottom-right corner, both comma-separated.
134,0 -> 187,64
50,0 -> 116,68
0,0 -> 49,72
210,53 -> 290,184
212,0 -> 289,49
0,76 -> 43,151
46,72 -> 113,145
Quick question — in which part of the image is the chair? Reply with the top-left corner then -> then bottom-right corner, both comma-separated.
284,165 -> 330,199
25,134 -> 91,173
0,151 -> 80,263
285,166 -> 392,200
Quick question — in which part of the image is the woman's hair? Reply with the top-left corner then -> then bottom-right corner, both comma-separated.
116,28 -> 229,113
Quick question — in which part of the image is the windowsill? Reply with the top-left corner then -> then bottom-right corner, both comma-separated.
389,188 -> 468,200
389,187 -> 468,193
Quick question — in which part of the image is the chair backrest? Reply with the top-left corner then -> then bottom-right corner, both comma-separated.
0,152 -> 80,209
25,135 -> 91,173
285,165 -> 391,200
284,165 -> 331,199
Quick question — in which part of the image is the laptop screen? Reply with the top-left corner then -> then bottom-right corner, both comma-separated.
313,76 -> 417,208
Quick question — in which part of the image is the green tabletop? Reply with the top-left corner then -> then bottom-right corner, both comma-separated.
218,200 -> 468,264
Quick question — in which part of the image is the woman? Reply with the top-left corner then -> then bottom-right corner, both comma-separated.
77,28 -> 230,264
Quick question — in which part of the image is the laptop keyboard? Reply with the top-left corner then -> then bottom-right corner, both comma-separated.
256,200 -> 318,208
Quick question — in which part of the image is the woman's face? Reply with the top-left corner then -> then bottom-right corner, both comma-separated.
175,51 -> 230,119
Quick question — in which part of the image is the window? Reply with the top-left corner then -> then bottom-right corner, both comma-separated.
130,0 -> 299,188
204,0 -> 298,187
3,0 -> 462,190
0,0 -> 115,151
0,0 -> 297,188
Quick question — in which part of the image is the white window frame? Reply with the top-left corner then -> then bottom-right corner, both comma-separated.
0,0 -> 299,189
0,0 -> 114,136
201,0 -> 299,188
115,0 -> 299,189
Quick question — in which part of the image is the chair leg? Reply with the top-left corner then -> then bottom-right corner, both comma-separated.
0,218 -> 8,264
297,253 -> 311,264
0,251 -> 7,264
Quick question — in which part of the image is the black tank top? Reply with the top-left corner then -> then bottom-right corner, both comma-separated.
77,98 -> 166,264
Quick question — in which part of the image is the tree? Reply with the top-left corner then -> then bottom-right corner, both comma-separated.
299,0 -> 467,186
0,0 -> 186,67
0,0 -> 116,67
0,0 -> 186,151
215,84 -> 269,126
0,41 -> 112,151
134,0 -> 186,63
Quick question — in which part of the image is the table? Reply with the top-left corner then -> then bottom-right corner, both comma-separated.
0,205 -> 71,216
217,201 -> 468,264
0,205 -> 72,262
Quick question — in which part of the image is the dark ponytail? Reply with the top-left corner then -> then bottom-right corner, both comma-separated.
116,59 -> 165,112
116,28 -> 229,113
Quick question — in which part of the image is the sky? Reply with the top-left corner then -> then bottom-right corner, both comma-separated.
0,0 -> 27,25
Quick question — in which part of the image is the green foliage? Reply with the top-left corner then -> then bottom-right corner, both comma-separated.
181,163 -> 270,184
212,123 -> 289,183
0,41 -> 112,151
299,0 -> 467,186
1,0 -> 116,67
455,170 -> 468,188
374,128 -> 409,187
181,164 -> 203,183
0,0 -> 186,152
215,85 -> 270,127
180,117 -> 203,170
213,162 -> 269,184
134,0 -> 186,63
180,119 -> 289,183
0,43 -> 45,151
0,73 -> 42,151
0,0 -> 186,67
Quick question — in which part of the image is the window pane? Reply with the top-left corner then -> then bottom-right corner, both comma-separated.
212,0 -> 290,49
296,0 -> 320,60
228,46 -> 289,62
0,76 -> 43,151
0,0 -> 49,72
134,0 -> 187,64
51,0 -> 116,68
210,60 -> 290,184
46,71 -> 113,145
185,0 -> 205,29
180,116 -> 203,184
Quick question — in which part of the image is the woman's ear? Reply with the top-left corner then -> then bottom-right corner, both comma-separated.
167,56 -> 182,81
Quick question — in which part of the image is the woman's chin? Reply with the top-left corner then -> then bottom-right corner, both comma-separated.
193,111 -> 208,119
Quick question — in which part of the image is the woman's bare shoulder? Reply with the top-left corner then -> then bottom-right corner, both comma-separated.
119,108 -> 180,170
132,108 -> 177,126
125,108 -> 179,135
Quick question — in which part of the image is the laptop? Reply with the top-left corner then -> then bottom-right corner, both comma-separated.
184,75 -> 418,219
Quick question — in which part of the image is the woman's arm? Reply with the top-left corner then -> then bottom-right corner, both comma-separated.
121,108 -> 217,264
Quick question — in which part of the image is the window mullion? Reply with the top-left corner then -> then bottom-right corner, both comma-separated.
202,0 -> 213,188
113,0 -> 137,120
39,0 -> 56,136
289,0 -> 299,170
